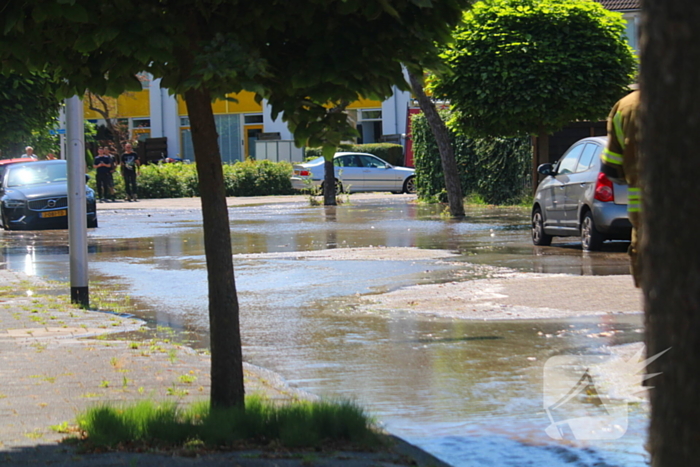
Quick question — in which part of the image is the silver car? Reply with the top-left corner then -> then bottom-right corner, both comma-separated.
531,136 -> 631,251
291,152 -> 416,194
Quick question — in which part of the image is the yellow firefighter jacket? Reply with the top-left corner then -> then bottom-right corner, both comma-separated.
601,90 -> 640,213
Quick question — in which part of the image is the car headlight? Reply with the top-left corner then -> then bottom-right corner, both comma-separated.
4,199 -> 26,208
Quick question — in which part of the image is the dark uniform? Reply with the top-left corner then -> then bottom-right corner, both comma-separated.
601,90 -> 641,286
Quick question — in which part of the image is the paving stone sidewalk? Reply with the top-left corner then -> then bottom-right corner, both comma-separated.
0,269 -> 444,467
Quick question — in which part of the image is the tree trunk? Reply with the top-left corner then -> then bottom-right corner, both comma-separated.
184,86 -> 245,409
640,1 -> 700,465
408,71 -> 464,218
323,159 -> 337,206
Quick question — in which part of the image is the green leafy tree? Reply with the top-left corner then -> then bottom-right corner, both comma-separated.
0,73 -> 60,157
0,0 -> 469,408
431,0 -> 636,172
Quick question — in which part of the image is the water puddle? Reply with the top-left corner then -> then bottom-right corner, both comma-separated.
0,198 -> 645,466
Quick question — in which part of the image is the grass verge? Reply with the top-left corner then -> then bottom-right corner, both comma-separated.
75,396 -> 381,451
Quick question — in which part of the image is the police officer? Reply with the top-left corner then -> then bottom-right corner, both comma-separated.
601,87 -> 641,286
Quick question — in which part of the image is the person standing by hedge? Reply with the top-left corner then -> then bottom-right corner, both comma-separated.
94,147 -> 113,202
103,146 -> 117,201
120,143 -> 140,202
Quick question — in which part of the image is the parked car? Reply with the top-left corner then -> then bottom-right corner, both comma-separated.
531,136 -> 631,251
291,152 -> 416,194
0,160 -> 97,230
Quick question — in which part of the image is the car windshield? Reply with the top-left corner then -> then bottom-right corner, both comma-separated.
6,163 -> 67,187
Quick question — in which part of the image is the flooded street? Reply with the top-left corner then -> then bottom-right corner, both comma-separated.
0,196 -> 647,466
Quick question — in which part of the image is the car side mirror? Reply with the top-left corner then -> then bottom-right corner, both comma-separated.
537,163 -> 554,176
85,174 -> 91,182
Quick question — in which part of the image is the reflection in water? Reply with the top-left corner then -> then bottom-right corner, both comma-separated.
0,200 -> 644,466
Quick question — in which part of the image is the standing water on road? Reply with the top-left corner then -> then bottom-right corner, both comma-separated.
0,197 -> 646,466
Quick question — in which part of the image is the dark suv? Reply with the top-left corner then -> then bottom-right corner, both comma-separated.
531,136 -> 631,251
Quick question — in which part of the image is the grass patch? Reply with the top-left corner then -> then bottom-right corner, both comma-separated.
75,396 -> 380,451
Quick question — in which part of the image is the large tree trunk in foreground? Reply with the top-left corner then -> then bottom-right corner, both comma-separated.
640,0 -> 700,464
408,71 -> 464,218
184,87 -> 245,409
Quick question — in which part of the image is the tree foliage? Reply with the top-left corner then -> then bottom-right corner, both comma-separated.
0,72 -> 60,156
412,110 -> 530,205
1,0 -> 468,149
432,0 -> 637,137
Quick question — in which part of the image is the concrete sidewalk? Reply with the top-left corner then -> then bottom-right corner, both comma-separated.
0,269 -> 444,466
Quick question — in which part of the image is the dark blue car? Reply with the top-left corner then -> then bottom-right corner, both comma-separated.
0,160 -> 97,230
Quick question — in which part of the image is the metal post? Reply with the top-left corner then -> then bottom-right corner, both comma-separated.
66,96 -> 89,307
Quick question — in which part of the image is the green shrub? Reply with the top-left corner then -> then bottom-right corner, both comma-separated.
305,143 -> 405,166
412,111 -> 531,205
89,160 -> 293,199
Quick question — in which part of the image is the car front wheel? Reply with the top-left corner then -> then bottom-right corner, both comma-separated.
403,176 -> 416,194
581,211 -> 604,251
1,209 -> 10,231
532,207 -> 553,246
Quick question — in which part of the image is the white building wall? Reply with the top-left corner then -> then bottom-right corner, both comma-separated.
262,101 -> 294,140
148,77 -> 164,137
381,84 -> 411,138
161,90 -> 180,158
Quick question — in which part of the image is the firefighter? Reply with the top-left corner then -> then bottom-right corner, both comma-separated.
601,88 -> 641,287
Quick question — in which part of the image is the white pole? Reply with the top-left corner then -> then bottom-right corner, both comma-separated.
66,96 -> 89,307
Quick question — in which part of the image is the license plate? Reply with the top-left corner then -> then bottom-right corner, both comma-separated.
41,210 -> 67,218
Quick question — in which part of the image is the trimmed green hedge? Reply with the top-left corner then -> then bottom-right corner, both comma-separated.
412,111 -> 531,205
304,143 -> 405,166
88,159 -> 294,199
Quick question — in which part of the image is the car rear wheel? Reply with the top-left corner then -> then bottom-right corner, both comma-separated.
581,211 -> 604,251
403,176 -> 416,194
532,207 -> 552,246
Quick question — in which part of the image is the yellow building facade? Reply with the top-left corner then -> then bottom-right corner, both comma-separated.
83,78 -> 405,164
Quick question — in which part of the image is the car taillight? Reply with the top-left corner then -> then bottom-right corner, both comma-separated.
594,172 -> 614,202
294,169 -> 310,176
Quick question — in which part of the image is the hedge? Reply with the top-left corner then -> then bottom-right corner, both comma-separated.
304,143 -> 405,166
88,159 -> 294,199
411,111 -> 531,205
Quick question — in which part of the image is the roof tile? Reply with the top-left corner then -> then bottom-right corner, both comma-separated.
596,0 -> 640,11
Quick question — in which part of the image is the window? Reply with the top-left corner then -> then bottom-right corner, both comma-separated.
575,144 -> 598,173
180,117 -> 190,127
361,110 -> 382,121
334,155 -> 360,167
359,155 -> 386,168
132,118 -> 151,129
244,115 -> 263,124
556,144 -> 584,175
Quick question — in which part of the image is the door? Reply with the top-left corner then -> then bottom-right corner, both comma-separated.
333,154 -> 365,191
358,154 -> 400,191
562,143 -> 598,230
245,125 -> 263,159
547,144 -> 584,229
